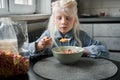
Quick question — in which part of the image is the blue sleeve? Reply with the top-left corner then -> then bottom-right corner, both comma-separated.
80,30 -> 109,58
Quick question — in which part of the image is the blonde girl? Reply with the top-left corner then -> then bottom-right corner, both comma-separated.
29,0 -> 109,58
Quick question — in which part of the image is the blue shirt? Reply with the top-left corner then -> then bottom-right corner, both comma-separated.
29,30 -> 109,58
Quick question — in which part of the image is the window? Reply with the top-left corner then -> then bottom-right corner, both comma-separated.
15,0 -> 32,5
0,0 -> 8,15
0,0 -> 51,17
0,0 -> 4,8
9,0 -> 35,14
0,0 -> 35,15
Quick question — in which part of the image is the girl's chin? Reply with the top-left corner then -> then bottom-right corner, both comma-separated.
60,31 -> 68,34
59,28 -> 70,34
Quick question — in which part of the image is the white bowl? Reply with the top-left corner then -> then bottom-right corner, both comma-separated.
52,46 -> 84,64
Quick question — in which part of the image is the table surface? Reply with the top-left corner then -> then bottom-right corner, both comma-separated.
1,55 -> 120,80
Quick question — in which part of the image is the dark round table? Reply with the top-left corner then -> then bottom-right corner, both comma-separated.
1,55 -> 120,80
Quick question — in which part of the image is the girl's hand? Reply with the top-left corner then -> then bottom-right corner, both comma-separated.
37,36 -> 52,51
83,48 -> 90,57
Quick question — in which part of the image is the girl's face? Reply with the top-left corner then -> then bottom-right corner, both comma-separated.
54,7 -> 75,35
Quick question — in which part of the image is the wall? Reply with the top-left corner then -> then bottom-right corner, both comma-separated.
77,0 -> 120,17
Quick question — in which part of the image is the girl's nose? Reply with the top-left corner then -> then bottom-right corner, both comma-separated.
61,17 -> 67,24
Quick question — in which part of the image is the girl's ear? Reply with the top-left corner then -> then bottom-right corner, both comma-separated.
50,15 -> 56,24
51,20 -> 55,25
52,19 -> 56,24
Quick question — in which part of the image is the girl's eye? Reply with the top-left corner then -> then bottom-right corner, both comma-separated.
56,17 -> 62,20
56,16 -> 72,21
66,17 -> 70,21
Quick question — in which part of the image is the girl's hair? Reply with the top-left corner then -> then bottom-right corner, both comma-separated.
47,0 -> 82,47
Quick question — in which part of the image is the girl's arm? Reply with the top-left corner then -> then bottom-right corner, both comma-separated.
28,30 -> 52,57
80,30 -> 109,58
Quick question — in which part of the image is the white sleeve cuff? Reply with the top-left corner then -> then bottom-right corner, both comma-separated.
84,45 -> 101,57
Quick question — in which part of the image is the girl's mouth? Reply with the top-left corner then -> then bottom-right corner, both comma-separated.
60,26 -> 67,28
60,27 -> 67,30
